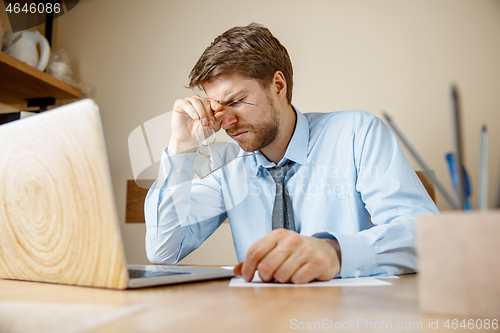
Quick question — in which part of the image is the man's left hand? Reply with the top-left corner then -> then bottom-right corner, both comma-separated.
233,229 -> 342,284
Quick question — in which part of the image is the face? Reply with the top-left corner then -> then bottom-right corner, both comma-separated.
203,75 -> 282,152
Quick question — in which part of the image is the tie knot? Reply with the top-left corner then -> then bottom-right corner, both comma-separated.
267,160 -> 294,183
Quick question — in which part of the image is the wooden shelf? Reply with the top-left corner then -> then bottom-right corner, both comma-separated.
0,51 -> 82,104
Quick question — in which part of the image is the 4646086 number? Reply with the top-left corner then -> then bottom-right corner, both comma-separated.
444,319 -> 498,330
6,2 -> 61,14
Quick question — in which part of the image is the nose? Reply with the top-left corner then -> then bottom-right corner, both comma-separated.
220,112 -> 237,130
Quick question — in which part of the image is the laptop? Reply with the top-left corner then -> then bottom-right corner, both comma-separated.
0,99 -> 234,289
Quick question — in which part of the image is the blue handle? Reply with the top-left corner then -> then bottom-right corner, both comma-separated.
445,153 -> 472,210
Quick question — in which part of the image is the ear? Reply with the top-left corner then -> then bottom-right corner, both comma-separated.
271,71 -> 287,103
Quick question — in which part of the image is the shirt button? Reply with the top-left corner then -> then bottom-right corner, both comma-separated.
175,168 -> 182,174
354,270 -> 361,278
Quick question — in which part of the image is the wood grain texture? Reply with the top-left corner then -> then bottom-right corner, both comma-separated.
0,51 -> 82,104
0,274 -> 486,333
0,100 -> 128,289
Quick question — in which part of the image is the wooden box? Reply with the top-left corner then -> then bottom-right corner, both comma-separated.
417,211 -> 500,318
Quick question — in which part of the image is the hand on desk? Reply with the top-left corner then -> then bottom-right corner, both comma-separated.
233,229 -> 342,284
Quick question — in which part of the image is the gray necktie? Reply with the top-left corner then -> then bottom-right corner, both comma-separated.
267,160 -> 295,231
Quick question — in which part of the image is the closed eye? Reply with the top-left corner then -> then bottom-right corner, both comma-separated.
225,99 -> 258,108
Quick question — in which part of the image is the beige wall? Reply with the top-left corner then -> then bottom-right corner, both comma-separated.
2,0 -> 499,265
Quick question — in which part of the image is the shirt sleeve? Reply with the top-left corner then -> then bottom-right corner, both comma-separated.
144,148 -> 227,264
319,116 -> 439,278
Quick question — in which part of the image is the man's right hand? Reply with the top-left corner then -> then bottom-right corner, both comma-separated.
168,96 -> 226,154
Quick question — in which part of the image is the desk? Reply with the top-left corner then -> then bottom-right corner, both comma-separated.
0,272 -> 488,333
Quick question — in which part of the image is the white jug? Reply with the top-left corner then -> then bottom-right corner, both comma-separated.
4,31 -> 50,71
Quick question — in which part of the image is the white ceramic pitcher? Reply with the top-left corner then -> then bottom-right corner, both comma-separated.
4,30 -> 50,71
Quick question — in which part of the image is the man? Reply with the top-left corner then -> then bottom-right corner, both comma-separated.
145,23 -> 438,284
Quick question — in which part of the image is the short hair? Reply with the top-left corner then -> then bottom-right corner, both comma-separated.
189,23 -> 293,105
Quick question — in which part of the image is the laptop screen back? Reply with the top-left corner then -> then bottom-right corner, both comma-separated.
0,99 -> 129,289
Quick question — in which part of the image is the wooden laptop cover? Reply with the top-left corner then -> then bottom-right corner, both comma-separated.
0,99 -> 128,289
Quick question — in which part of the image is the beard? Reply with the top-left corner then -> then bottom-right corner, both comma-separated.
226,96 -> 280,152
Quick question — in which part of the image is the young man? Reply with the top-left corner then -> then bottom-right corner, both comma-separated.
145,23 -> 438,284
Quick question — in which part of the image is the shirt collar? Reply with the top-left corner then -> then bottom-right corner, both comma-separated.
252,106 -> 309,176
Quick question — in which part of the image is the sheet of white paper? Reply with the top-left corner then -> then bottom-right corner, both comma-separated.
229,272 -> 393,287
222,267 -> 399,279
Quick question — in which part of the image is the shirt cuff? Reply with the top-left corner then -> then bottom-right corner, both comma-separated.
163,150 -> 197,187
313,231 -> 377,278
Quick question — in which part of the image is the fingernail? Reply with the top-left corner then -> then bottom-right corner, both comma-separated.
202,118 -> 208,125
209,120 -> 214,128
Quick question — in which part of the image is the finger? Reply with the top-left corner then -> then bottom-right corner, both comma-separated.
213,106 -> 228,121
233,262 -> 243,276
248,229 -> 294,281
241,235 -> 279,282
209,99 -> 224,116
271,247 -> 309,283
255,242 -> 294,282
186,96 -> 211,127
290,262 -> 317,284
212,109 -> 230,132
281,238 -> 338,284
207,99 -> 226,130
196,96 -> 222,129
198,97 -> 217,128
173,98 -> 200,120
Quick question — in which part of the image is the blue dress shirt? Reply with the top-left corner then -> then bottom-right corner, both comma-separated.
145,108 -> 438,278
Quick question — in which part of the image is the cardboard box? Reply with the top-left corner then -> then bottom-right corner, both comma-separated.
417,211 -> 500,318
